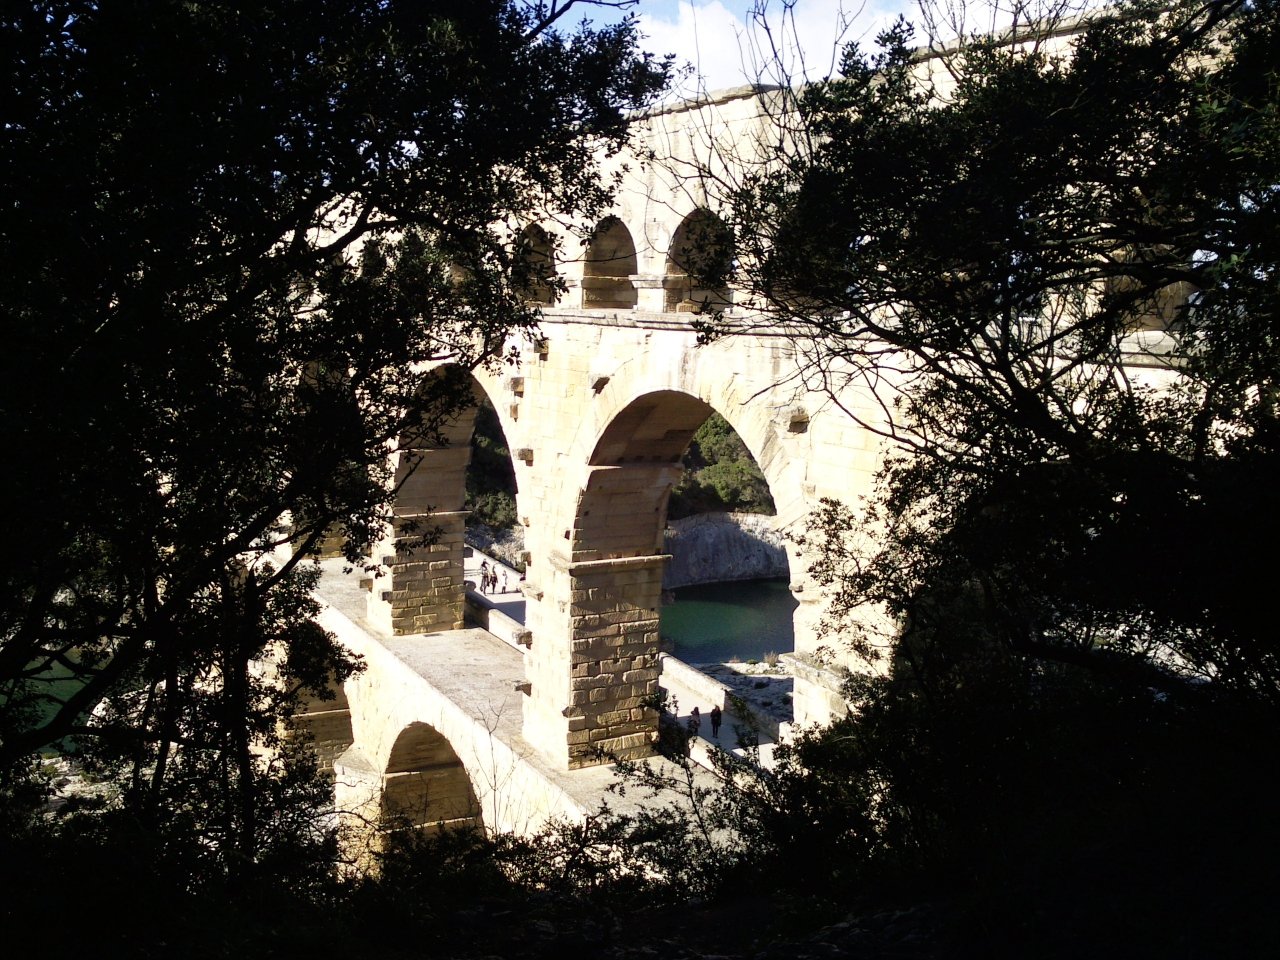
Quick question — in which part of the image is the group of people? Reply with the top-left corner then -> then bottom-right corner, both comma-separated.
686,704 -> 723,739
477,560 -> 508,595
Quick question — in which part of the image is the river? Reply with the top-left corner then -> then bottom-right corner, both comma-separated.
659,578 -> 797,664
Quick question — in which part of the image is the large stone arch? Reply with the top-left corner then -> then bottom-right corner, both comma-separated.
333,699 -> 485,862
560,333 -> 810,539
380,721 -> 483,835
521,362 -> 806,767
366,365 -> 521,636
574,390 -> 716,560
515,325 -> 869,760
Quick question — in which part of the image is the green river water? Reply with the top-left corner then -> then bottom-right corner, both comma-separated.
659,578 -> 797,664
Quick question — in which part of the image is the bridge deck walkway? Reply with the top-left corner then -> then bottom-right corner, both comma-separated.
314,557 -> 717,825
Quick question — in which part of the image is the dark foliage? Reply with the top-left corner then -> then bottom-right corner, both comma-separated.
0,0 -> 667,875
465,397 -> 519,531
725,0 -> 1280,701
664,0 -> 1280,953
669,413 -> 776,518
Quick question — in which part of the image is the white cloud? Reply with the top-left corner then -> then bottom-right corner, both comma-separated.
636,2 -> 746,94
637,1 -> 909,95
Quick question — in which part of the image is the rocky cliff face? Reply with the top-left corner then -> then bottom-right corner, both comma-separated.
467,522 -> 526,571
662,512 -> 789,589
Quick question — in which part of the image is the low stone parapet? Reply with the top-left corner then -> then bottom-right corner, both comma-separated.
659,652 -> 782,742
464,590 -> 531,652
782,652 -> 852,727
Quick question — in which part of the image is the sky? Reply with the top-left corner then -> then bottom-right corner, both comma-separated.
575,1 -> 1080,96
582,0 -> 915,95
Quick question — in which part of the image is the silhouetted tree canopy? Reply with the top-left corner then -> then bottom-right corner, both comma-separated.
721,0 -> 1280,705
0,0 -> 667,866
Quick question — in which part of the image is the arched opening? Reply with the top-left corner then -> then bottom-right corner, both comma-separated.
582,216 -> 638,309
367,367 -> 519,636
665,209 -> 733,313
290,359 -> 366,559
290,677 -> 354,775
515,224 -> 557,305
547,392 -> 791,766
381,721 -> 482,836
573,391 -> 716,560
462,394 -> 527,644
581,394 -> 792,661
465,395 -> 520,548
660,409 -> 790,669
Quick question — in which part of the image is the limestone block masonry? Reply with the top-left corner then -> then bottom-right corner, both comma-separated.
358,86 -> 922,774
358,306 -> 892,772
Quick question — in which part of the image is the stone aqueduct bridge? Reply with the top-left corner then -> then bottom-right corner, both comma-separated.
302,306 -> 889,838
299,88 -> 897,838
303,314 -> 893,839
298,32 -> 1173,842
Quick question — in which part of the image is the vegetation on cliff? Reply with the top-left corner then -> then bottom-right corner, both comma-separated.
669,413 -> 776,520
465,399 -> 520,532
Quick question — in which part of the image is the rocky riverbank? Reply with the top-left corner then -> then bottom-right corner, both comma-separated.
662,513 -> 789,589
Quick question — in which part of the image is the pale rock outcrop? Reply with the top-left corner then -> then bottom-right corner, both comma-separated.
662,512 -> 788,589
